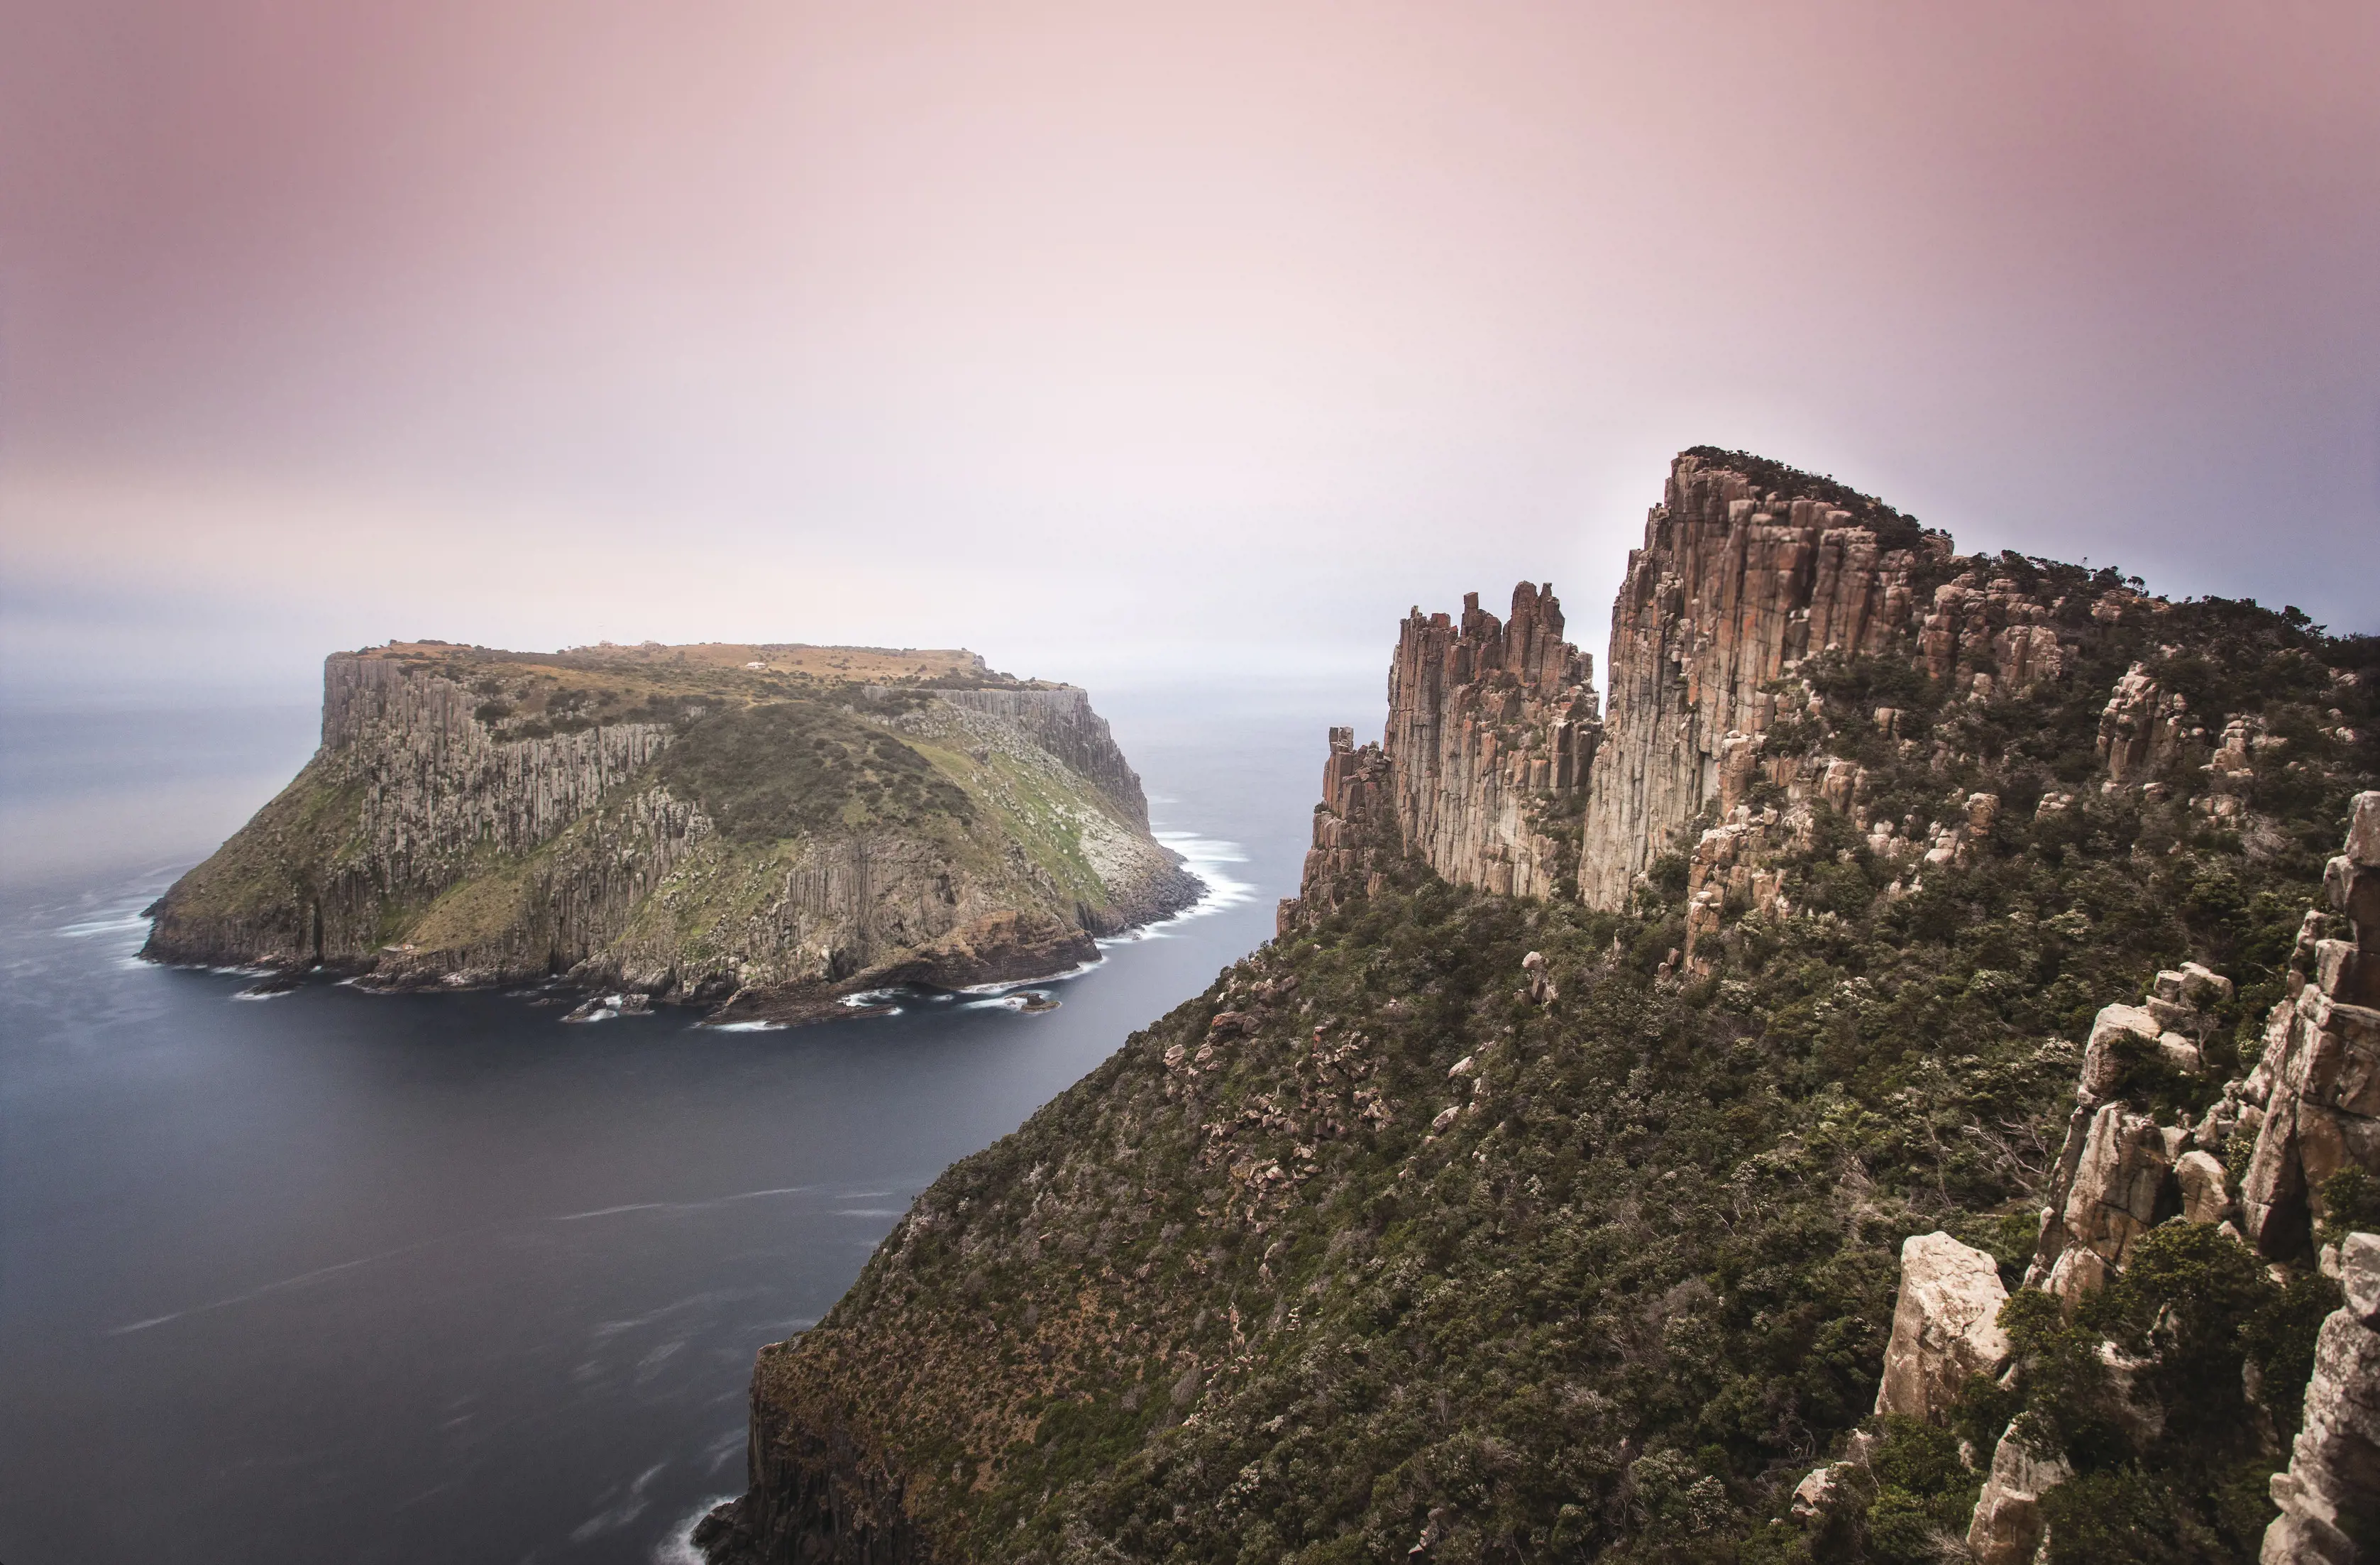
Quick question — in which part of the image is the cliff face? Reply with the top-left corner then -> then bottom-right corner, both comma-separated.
703,451 -> 2377,1564
1384,583 -> 1599,900
922,687 -> 1155,830
143,644 -> 1198,1011
1577,455 -> 1942,907
1274,583 -> 1597,934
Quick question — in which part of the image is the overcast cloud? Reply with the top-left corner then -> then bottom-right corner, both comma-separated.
4,0 -> 2376,703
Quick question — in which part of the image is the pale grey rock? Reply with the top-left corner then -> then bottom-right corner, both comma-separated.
2261,1300 -> 2380,1564
2343,1233 -> 2380,1327
2080,1004 -> 2165,1102
1875,1232 -> 2011,1423
2049,1104 -> 2174,1297
1966,1424 -> 2071,1565
2176,1149 -> 2233,1224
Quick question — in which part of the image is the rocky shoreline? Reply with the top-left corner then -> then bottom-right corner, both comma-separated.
141,642 -> 1199,1021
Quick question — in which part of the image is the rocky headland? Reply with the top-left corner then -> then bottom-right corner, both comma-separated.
142,641 -> 1200,1018
692,449 -> 2376,1563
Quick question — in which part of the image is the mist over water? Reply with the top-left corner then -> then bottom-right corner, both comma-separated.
0,683 -> 1367,1564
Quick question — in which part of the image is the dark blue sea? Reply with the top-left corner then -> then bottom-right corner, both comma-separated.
0,684 -> 1367,1564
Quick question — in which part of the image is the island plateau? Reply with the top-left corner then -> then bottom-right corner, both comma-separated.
697,451 -> 2380,1564
142,640 -> 1201,1018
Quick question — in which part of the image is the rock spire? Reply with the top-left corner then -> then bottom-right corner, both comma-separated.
1576,453 -> 1944,908
1384,583 -> 1599,899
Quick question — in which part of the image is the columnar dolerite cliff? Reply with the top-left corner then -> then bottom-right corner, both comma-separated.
144,641 -> 1199,1014
1577,450 -> 2089,911
1577,454 -> 1942,908
703,451 -> 2376,1564
1384,583 -> 1599,899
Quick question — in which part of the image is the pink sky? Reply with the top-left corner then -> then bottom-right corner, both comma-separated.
4,0 -> 2376,697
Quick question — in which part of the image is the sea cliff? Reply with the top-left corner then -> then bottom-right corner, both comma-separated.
700,451 -> 2377,1563
143,642 -> 1199,1014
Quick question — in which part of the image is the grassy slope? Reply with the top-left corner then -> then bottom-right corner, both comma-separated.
145,759 -> 368,951
312,696 -> 1148,977
746,583 -> 2376,1565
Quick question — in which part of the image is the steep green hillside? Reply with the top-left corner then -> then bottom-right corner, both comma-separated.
698,461 -> 2377,1564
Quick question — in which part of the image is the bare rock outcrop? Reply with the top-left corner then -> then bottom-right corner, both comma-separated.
1282,583 -> 1598,926
1278,727 -> 1398,933
1576,454 -> 1956,908
2263,1231 -> 2380,1564
1966,1425 -> 2073,1565
1383,583 -> 1600,899
2242,792 -> 2380,1258
2097,661 -> 2197,791
1873,1231 -> 2011,1423
2027,967 -> 2237,1297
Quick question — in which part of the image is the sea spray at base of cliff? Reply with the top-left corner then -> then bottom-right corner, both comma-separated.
655,1496 -> 737,1565
1103,829 -> 1248,938
958,957 -> 1102,994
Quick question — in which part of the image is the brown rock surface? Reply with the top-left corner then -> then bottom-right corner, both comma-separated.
1577,455 -> 1943,907
1383,583 -> 1600,899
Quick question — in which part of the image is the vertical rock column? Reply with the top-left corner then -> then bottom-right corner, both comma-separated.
1278,727 -> 1396,933
1576,453 -> 1934,908
2242,791 -> 2380,1258
1381,581 -> 1600,899
2262,1232 -> 2380,1565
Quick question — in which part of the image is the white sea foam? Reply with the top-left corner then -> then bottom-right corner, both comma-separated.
653,1494 -> 737,1564
707,1019 -> 788,1032
56,911 -> 153,940
957,955 -> 1102,995
1114,830 -> 1252,938
229,987 -> 292,1002
963,991 -> 1046,1011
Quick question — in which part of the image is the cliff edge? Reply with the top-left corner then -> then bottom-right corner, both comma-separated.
142,641 -> 1199,1014
699,450 -> 2376,1563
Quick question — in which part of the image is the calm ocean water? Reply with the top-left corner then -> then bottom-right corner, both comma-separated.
0,685 -> 1365,1564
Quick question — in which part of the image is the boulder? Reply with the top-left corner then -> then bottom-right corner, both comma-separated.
2347,791 -> 2380,871
1875,1232 -> 2012,1423
2345,1231 -> 2380,1326
2176,1150 -> 2233,1225
2054,1104 -> 2176,1287
1967,1424 -> 2071,1565
1789,1464 -> 1838,1525
2078,1004 -> 2164,1102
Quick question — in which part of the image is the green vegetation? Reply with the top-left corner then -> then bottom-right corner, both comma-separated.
145,637 -> 1174,989
654,701 -> 974,841
1677,448 -> 1933,553
750,578 -> 2374,1562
